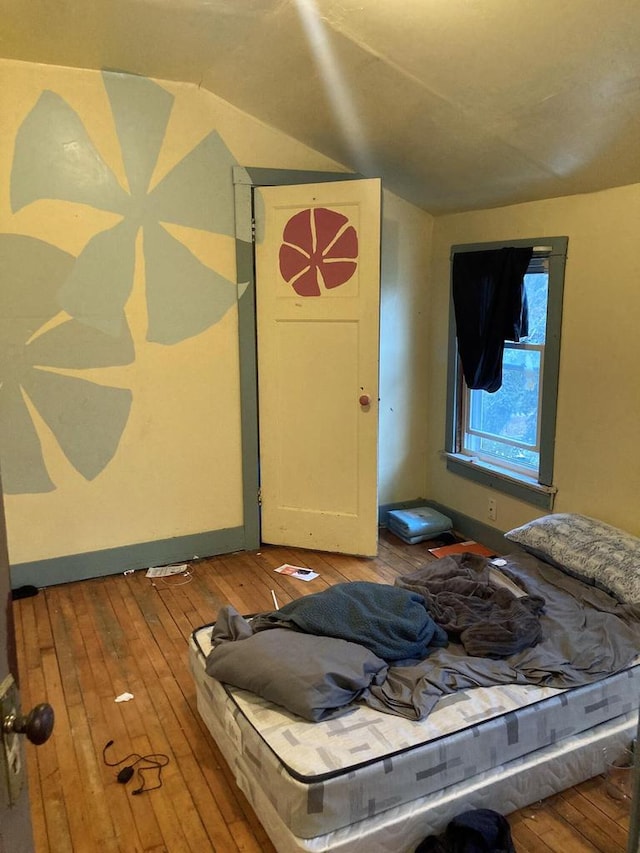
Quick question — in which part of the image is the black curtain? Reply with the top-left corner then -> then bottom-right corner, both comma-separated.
452,246 -> 533,393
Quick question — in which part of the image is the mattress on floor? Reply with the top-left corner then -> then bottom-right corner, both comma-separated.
190,625 -> 640,840
197,690 -> 636,853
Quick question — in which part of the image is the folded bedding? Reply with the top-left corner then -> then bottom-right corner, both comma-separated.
387,507 -> 452,538
386,506 -> 453,543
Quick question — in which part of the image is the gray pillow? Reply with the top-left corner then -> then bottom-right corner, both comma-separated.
205,628 -> 388,722
505,513 -> 640,604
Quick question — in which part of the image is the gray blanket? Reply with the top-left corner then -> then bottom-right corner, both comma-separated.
395,553 -> 546,657
207,614 -> 389,722
366,551 -> 640,720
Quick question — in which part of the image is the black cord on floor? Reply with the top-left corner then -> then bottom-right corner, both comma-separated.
102,740 -> 170,794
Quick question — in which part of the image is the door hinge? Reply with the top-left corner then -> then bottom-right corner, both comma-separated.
251,217 -> 256,239
257,487 -> 262,506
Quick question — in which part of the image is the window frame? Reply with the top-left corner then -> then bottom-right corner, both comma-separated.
444,236 -> 568,509
462,339 -> 544,472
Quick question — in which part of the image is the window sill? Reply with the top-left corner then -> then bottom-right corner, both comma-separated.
444,453 -> 557,510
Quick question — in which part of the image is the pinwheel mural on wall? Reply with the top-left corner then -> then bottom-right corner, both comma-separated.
11,71 -> 238,345
0,235 -> 133,494
279,207 -> 359,296
5,71 -> 241,493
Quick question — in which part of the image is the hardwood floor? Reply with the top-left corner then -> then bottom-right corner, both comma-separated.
12,530 -> 632,852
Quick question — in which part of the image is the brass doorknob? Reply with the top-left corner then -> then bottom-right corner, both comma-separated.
359,394 -> 371,406
3,703 -> 54,745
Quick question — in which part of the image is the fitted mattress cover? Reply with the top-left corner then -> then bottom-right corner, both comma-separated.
190,625 -> 640,839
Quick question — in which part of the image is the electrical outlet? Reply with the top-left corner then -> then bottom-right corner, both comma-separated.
487,498 -> 497,522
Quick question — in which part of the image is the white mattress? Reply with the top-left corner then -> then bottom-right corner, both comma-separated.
190,624 -> 639,844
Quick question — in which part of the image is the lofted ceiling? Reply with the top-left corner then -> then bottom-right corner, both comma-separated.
2,0 -> 640,214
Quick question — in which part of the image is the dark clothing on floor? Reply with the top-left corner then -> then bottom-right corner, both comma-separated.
415,808 -> 516,853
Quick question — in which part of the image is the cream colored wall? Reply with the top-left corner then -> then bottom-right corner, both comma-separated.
0,58 -> 341,565
378,193 -> 433,505
427,184 -> 640,537
0,58 -> 431,567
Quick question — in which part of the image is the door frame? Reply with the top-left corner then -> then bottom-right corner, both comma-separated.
0,471 -> 35,852
232,167 -> 364,550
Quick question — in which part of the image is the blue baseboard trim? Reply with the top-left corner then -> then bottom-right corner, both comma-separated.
11,503 -> 511,589
10,526 -> 246,589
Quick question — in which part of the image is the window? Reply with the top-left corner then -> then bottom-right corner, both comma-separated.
445,237 -> 568,508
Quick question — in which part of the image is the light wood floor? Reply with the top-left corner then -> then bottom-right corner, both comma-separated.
13,530 -> 632,852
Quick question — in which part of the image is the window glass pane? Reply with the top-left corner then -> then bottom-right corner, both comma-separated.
469,434 -> 540,473
465,347 -> 541,470
521,271 -> 548,345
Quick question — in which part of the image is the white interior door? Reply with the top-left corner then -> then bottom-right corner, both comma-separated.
254,178 -> 381,557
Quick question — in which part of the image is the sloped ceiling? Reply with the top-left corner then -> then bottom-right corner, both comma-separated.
2,0 -> 640,214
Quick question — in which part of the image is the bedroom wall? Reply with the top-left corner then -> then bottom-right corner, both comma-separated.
378,193 -> 433,506
426,183 -> 640,538
0,58 -> 432,580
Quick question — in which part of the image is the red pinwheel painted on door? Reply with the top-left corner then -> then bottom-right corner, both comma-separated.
279,207 -> 358,296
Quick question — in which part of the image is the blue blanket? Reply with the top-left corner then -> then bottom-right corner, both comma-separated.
251,581 -> 448,663
387,507 -> 452,537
